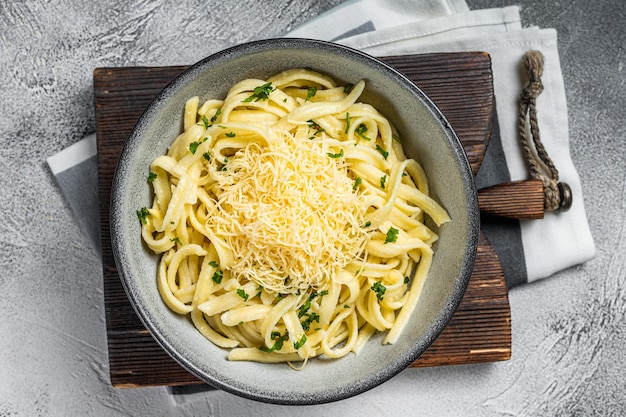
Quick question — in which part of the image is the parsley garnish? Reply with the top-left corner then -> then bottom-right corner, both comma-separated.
211,108 -> 221,123
170,237 -> 182,245
208,260 -> 218,268
198,115 -> 210,129
202,151 -> 211,162
380,175 -> 387,189
344,112 -> 351,134
136,207 -> 150,224
376,144 -> 389,160
147,172 -> 157,183
392,133 -> 402,143
355,124 -> 371,141
307,119 -> 325,139
385,226 -> 399,244
343,83 -> 354,94
371,281 -> 386,301
353,177 -> 362,190
236,288 -> 249,301
404,276 -> 410,284
242,82 -> 274,102
211,270 -> 223,284
305,86 -> 317,101
189,141 -> 200,154
327,148 -> 344,159
361,221 -> 371,228
293,334 -> 307,350
260,333 -> 288,352
225,132 -> 236,137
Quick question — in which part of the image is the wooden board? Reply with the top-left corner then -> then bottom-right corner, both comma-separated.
95,52 -> 511,388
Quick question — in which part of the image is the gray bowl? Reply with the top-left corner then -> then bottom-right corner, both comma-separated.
110,38 -> 479,405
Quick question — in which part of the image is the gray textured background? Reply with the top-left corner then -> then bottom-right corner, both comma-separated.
1,0 -> 624,415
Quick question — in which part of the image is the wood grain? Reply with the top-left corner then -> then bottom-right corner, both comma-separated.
478,179 -> 545,219
94,52 -> 511,388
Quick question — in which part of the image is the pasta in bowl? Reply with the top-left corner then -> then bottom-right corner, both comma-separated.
111,39 -> 479,404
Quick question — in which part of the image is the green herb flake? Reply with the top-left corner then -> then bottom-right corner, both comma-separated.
305,86 -> 317,101
361,221 -> 371,228
404,276 -> 410,284
301,312 -> 320,331
343,83 -> 354,94
198,115 -> 210,129
225,132 -> 236,137
260,333 -> 288,352
355,124 -> 371,141
210,108 -> 222,123
344,112 -> 351,134
202,151 -> 211,162
147,172 -> 157,183
392,133 -> 402,143
380,175 -> 387,189
208,260 -> 218,268
242,82 -> 275,103
211,270 -> 223,284
293,334 -> 307,350
170,237 -> 182,245
384,226 -> 399,244
353,177 -> 362,190
376,144 -> 389,160
371,281 -> 387,301
236,288 -> 249,301
327,148 -> 344,159
136,207 -> 150,224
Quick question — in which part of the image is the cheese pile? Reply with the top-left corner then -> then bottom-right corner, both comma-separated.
207,127 -> 368,294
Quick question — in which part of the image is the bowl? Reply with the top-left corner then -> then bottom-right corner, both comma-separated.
110,38 -> 479,404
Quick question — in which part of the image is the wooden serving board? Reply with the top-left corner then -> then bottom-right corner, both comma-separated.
95,52 -> 511,388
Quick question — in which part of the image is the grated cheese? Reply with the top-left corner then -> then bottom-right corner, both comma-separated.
206,126 -> 368,294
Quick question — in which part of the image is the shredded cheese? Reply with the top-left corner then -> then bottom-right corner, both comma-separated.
206,127 -> 368,294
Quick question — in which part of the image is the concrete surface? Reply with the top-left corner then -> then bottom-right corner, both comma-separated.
0,0 -> 624,415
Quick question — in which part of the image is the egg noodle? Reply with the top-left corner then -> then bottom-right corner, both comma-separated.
137,68 -> 450,367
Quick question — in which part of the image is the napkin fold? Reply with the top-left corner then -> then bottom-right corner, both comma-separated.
46,0 -> 595,290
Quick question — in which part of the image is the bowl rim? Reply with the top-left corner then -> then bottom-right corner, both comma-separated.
110,37 -> 479,405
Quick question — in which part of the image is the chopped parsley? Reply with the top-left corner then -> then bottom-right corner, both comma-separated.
404,276 -> 410,284
189,141 -> 200,154
293,334 -> 307,350
371,281 -> 387,301
392,133 -> 402,143
344,112 -> 351,133
361,221 -> 371,228
170,237 -> 182,245
211,269 -> 223,284
202,151 -> 211,162
208,260 -> 218,268
147,172 -> 157,183
343,83 -> 354,94
353,177 -> 362,190
260,332 -> 288,352
376,144 -> 389,160
355,124 -> 371,141
136,207 -> 150,224
307,119 -> 325,139
385,226 -> 399,244
225,132 -> 236,137
327,148 -> 344,159
380,175 -> 387,189
210,108 -> 222,123
242,82 -> 274,102
198,115 -> 210,129
236,288 -> 249,301
305,86 -> 317,101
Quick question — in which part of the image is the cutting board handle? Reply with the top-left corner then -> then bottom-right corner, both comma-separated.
478,179 -> 544,219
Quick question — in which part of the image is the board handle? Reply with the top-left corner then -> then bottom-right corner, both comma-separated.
478,179 -> 544,219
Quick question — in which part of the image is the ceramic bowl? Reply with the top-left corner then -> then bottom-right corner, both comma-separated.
110,38 -> 479,405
